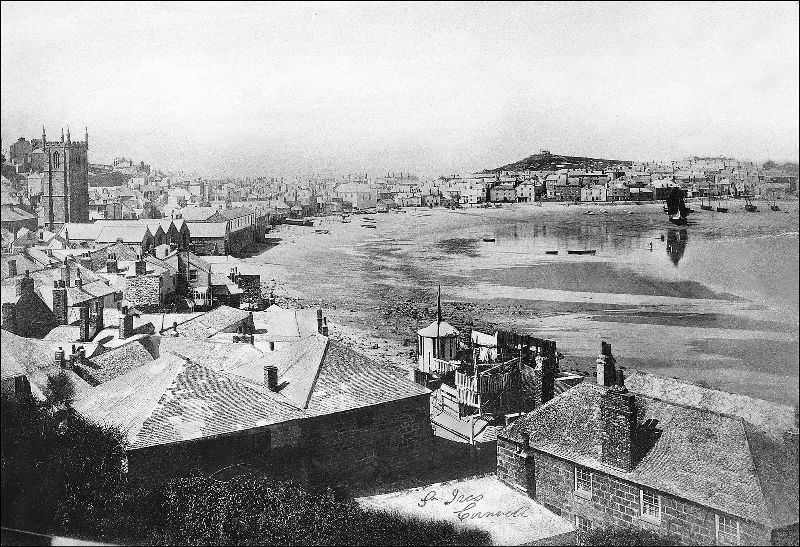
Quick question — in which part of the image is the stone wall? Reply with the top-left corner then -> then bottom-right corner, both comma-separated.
127,393 -> 433,495
124,275 -> 162,307
497,443 -> 771,546
301,393 -> 433,493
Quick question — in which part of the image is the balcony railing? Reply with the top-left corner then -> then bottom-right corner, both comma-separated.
420,357 -> 460,375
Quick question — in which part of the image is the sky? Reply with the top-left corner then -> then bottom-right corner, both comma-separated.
2,1 -> 798,178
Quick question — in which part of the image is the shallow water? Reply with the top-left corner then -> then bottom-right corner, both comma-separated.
250,202 -> 800,405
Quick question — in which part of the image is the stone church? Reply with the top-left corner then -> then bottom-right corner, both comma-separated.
28,127 -> 90,230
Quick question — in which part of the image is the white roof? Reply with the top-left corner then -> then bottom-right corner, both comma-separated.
417,320 -> 459,338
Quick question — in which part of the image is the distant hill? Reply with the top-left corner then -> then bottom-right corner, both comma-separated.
764,161 -> 799,174
482,152 -> 633,173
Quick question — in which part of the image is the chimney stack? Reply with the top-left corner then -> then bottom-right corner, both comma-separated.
134,255 -> 147,276
596,341 -> 617,387
94,299 -> 104,332
264,365 -> 279,391
52,280 -> 68,325
75,269 -> 83,288
119,306 -> 133,339
55,347 -> 65,369
61,262 -> 71,288
317,309 -> 323,334
79,306 -> 91,342
106,253 -> 118,274
321,317 -> 329,337
16,270 -> 34,297
7,259 -> 17,277
600,367 -> 636,471
533,345 -> 558,407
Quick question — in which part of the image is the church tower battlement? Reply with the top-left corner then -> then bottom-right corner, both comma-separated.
31,126 -> 90,231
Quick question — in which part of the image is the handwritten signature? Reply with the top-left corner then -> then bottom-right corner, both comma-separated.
418,488 -> 531,521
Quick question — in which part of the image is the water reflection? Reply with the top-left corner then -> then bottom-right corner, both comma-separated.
666,228 -> 688,267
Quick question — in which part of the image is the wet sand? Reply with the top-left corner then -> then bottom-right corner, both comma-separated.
243,199 -> 800,406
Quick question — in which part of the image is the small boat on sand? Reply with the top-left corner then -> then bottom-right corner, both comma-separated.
362,224 -> 377,229
584,210 -> 596,215
545,250 -> 559,255
483,237 -> 496,242
314,229 -> 330,234
567,249 -> 597,255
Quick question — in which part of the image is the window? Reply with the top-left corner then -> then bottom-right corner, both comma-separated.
640,488 -> 661,522
716,514 -> 740,545
574,466 -> 592,495
52,151 -> 60,169
189,269 -> 198,282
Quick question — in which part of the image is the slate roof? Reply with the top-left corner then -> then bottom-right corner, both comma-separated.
0,205 -> 37,222
176,206 -> 218,221
624,371 -> 798,438
417,320 -> 459,337
1,329 -> 93,399
94,225 -> 151,244
85,339 -> 157,384
252,305 -> 320,340
186,221 -> 227,238
74,333 -> 429,451
58,223 -> 104,241
173,305 -> 252,338
501,381 -> 798,528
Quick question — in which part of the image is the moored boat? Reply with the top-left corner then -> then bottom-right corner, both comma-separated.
483,237 -> 496,242
545,250 -> 559,255
566,249 -> 596,255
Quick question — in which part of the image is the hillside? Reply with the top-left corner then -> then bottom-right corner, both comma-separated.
483,152 -> 633,173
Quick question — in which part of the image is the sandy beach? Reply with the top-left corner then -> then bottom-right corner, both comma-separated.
242,199 -> 799,406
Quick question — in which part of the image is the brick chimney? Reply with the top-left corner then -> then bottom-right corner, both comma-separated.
317,309 -> 323,334
119,306 -> 133,339
134,255 -> 147,276
106,253 -> 118,274
75,269 -> 83,288
7,259 -> 17,277
321,317 -> 329,336
52,280 -> 68,325
93,299 -> 104,332
600,368 -> 637,471
533,346 -> 558,407
596,341 -> 617,387
54,347 -> 65,369
79,306 -> 91,342
264,365 -> 279,391
61,262 -> 71,288
16,270 -> 34,297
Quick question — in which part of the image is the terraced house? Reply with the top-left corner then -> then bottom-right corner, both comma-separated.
496,344 -> 799,546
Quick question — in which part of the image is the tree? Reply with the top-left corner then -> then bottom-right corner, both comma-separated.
580,525 -> 681,546
44,371 -> 76,409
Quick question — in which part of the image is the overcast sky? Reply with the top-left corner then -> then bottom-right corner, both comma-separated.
2,1 -> 798,177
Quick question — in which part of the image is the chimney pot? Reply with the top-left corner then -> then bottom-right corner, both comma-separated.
55,347 -> 65,369
265,365 -> 279,391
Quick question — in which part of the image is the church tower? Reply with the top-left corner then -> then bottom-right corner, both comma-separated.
33,125 -> 90,231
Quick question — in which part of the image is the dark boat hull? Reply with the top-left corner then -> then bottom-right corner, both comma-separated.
567,250 -> 596,255
716,207 -> 728,213
545,250 -> 559,255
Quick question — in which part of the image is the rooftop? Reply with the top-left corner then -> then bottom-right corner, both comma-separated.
501,379 -> 799,528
